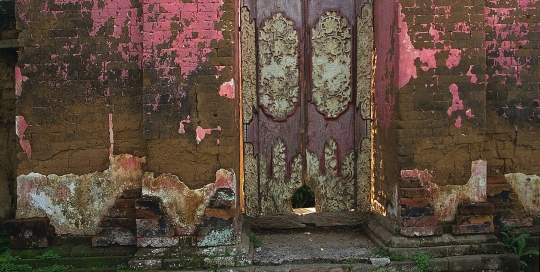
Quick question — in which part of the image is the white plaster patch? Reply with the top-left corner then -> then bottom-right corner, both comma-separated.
505,173 -> 540,216
16,154 -> 145,235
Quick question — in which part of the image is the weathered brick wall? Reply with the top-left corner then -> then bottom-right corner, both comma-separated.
0,49 -> 18,221
15,0 -> 143,175
15,0 -> 238,188
484,0 -> 540,175
395,0 -> 488,185
376,0 -> 539,228
142,0 -> 237,188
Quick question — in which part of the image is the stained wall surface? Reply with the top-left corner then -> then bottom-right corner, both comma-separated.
372,0 -> 539,223
14,0 -> 238,189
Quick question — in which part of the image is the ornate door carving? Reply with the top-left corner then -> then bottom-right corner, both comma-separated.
241,0 -> 373,216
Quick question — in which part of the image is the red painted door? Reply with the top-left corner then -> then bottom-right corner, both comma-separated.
242,0 -> 372,216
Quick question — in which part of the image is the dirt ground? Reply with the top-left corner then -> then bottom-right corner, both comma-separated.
251,226 -> 377,266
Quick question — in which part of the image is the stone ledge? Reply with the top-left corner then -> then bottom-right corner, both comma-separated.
365,217 -> 506,258
0,39 -> 18,48
245,211 -> 371,230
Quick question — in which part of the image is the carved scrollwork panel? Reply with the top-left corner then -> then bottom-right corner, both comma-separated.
356,138 -> 371,212
241,7 -> 257,124
306,138 -> 355,212
259,138 -> 303,214
357,4 -> 373,119
243,143 -> 259,217
258,13 -> 300,120
311,12 -> 352,118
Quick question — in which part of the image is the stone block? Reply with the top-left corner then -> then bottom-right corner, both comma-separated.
98,218 -> 136,229
107,208 -> 135,218
400,188 -> 428,198
205,208 -> 236,219
136,218 -> 173,237
452,223 -> 494,234
121,188 -> 142,199
135,197 -> 162,210
92,227 -> 137,246
399,178 -> 422,188
137,236 -> 180,247
135,209 -> 162,219
113,198 -> 136,209
174,225 -> 198,236
162,258 -> 205,270
400,198 -> 431,207
3,218 -> 51,238
197,217 -> 237,246
456,202 -> 495,215
208,188 -> 236,209
401,205 -> 434,217
455,214 -> 494,225
8,237 -> 48,249
401,215 -> 439,227
128,259 -> 163,270
487,175 -> 507,184
400,225 -> 443,237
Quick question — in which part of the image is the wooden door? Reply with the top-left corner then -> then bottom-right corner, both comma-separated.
241,0 -> 372,216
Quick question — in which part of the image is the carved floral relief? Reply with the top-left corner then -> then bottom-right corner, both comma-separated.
258,13 -> 300,120
311,12 -> 352,118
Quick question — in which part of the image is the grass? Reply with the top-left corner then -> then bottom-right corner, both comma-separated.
248,233 -> 263,248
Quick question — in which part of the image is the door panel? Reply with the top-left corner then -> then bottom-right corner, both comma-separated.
242,0 -> 372,216
305,1 -> 358,212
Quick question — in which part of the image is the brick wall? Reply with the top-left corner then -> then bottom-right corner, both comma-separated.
374,0 -> 539,226
484,0 -> 540,175
15,0 -> 238,188
394,0 -> 488,185
142,0 -> 237,188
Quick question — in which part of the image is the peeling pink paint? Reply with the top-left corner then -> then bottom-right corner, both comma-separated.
178,116 -> 191,134
454,116 -> 462,128
15,66 -> 28,96
465,109 -> 475,119
466,65 -> 477,83
152,94 -> 160,111
15,116 -> 31,159
447,83 -> 464,116
396,4 -> 460,88
109,113 -> 114,156
485,3 -> 532,87
219,79 -> 235,99
446,49 -> 461,69
143,0 -> 224,78
195,126 -> 221,144
397,4 -> 468,88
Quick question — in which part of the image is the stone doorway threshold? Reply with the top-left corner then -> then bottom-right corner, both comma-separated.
251,226 -> 377,266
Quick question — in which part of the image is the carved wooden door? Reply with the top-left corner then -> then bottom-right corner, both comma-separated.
241,0 -> 373,216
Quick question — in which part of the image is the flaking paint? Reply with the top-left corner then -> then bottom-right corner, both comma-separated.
142,169 -> 236,227
505,173 -> 540,216
219,79 -> 235,99
402,160 -> 488,222
15,116 -> 31,159
16,154 -> 145,235
196,126 -> 221,144
14,66 -> 28,96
